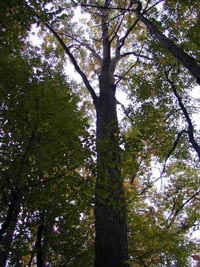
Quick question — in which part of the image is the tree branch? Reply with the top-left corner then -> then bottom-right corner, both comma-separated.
142,0 -> 151,13
117,19 -> 139,52
167,189 -> 200,229
45,23 -> 98,106
80,0 -> 200,86
24,3 -> 99,105
115,60 -> 139,86
0,193 -> 20,241
135,9 -> 200,84
109,13 -> 124,44
120,51 -> 153,60
115,44 -> 144,85
165,72 -> 200,161
161,130 -> 187,176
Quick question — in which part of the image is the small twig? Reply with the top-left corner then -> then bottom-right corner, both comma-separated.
138,130 -> 186,195
161,130 -> 187,176
115,60 -> 139,86
142,0 -> 152,13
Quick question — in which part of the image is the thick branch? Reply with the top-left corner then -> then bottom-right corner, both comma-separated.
24,3 -> 98,105
136,12 -> 200,84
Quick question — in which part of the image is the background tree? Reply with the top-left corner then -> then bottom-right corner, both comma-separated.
0,44 -> 94,266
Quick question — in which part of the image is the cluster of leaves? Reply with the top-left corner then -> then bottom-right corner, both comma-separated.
0,0 -> 36,50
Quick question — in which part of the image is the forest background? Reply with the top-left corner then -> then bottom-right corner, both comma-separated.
1,0 -> 200,266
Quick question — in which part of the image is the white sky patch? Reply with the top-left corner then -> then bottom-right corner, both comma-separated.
190,86 -> 200,130
29,24 -> 43,46
191,86 -> 200,99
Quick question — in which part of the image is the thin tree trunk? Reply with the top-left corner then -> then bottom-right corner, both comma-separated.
94,66 -> 129,267
36,215 -> 45,267
138,13 -> 200,84
0,193 -> 20,266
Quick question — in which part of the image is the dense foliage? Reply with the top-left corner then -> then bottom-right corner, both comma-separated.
1,0 -> 200,266
0,41 -> 94,266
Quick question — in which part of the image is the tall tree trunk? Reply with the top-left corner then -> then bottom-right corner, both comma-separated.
94,67 -> 129,267
0,193 -> 20,266
43,8 -> 129,266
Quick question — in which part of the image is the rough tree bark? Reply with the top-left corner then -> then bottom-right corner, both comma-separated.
95,52 -> 128,267
94,84 -> 129,267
